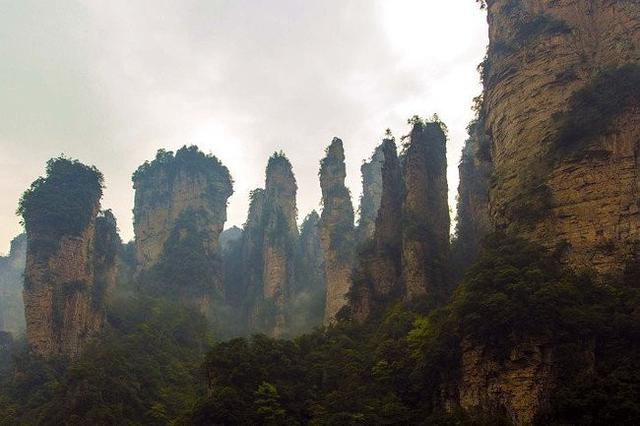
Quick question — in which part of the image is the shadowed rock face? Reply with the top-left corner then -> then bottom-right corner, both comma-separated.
298,211 -> 324,299
453,117 -> 492,278
132,146 -> 232,311
0,234 -> 26,336
20,158 -> 112,358
401,121 -> 450,301
356,144 -> 385,244
93,211 -> 121,306
319,138 -> 355,324
484,0 -> 640,277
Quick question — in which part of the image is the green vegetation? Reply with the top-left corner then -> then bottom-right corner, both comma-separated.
141,209 -> 223,301
0,297 -> 209,425
132,145 -> 232,191
556,64 -> 640,153
2,232 -> 638,424
18,157 -> 103,257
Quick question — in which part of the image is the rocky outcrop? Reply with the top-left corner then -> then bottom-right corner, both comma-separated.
20,158 -> 112,358
401,120 -> 450,301
260,153 -> 298,336
457,338 -> 556,425
452,117 -> 492,278
0,234 -> 26,336
132,146 -> 233,310
356,144 -> 385,244
483,0 -> 640,277
319,138 -> 356,324
351,138 -> 403,321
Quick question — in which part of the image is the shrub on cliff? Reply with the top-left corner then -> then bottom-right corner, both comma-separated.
18,156 -> 103,257
556,64 -> 640,153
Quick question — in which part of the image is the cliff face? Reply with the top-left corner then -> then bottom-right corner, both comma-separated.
319,138 -> 356,324
0,234 -> 26,336
452,117 -> 492,277
260,154 -> 298,336
356,144 -> 385,244
20,158 -> 111,358
132,146 -> 233,310
401,121 -> 450,301
483,0 -> 640,276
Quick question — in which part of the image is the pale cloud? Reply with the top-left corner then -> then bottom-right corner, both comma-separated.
0,0 -> 488,252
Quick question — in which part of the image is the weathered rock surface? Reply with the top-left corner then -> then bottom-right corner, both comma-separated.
356,144 -> 385,244
319,138 -> 356,324
20,158 -> 110,358
401,120 -> 450,301
132,146 -> 232,310
457,338 -> 556,426
484,0 -> 640,277
0,234 -> 26,336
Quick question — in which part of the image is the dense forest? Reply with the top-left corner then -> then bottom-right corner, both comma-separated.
2,0 -> 640,425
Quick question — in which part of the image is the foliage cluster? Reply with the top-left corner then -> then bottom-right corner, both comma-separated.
555,64 -> 640,153
0,297 -> 210,425
132,145 -> 232,192
18,157 -> 103,257
140,209 -> 222,301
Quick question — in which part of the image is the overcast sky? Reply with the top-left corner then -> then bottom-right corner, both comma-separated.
0,0 -> 488,253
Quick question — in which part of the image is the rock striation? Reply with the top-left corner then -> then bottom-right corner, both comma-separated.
319,138 -> 356,324
19,158 -> 115,358
401,120 -> 450,301
483,0 -> 640,277
132,146 -> 233,311
0,234 -> 27,336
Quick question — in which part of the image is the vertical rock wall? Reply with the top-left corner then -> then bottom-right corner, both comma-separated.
356,144 -> 385,244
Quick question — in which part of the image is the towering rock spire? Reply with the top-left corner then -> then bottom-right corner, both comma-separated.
350,138 -> 403,321
401,118 -> 450,301
356,143 -> 385,244
19,158 -> 114,358
132,146 -> 233,312
319,138 -> 356,324
260,153 -> 299,336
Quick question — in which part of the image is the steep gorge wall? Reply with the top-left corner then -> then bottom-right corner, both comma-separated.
319,138 -> 356,324
132,146 -> 232,310
484,0 -> 640,276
